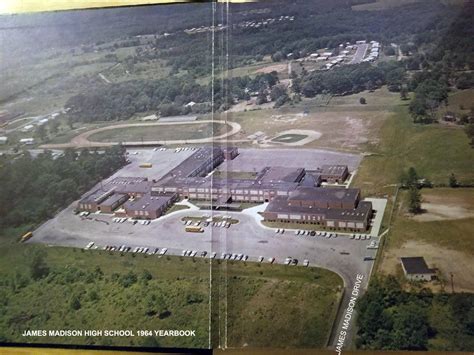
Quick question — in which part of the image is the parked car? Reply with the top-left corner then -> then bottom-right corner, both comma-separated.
268,257 -> 275,264
258,256 -> 264,263
303,259 -> 309,267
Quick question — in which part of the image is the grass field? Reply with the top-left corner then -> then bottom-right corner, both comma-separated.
352,106 -> 474,197
224,87 -> 397,152
438,88 -> 474,118
87,122 -> 231,143
377,188 -> 474,292
272,134 -> 308,143
0,237 -> 342,348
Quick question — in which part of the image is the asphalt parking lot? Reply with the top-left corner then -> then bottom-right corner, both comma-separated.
32,204 -> 376,272
107,148 -> 195,181
217,148 -> 362,173
32,202 -> 381,348
350,43 -> 369,64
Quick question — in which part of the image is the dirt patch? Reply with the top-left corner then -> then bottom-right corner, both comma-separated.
254,63 -> 288,74
380,239 -> 474,293
413,203 -> 474,222
267,129 -> 321,146
412,189 -> 474,222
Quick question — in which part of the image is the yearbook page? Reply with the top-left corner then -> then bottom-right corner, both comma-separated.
0,1 -> 473,354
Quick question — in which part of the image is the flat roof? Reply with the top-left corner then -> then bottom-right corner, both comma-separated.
319,165 -> 348,176
401,257 -> 435,275
265,197 -> 372,222
80,188 -> 116,205
288,187 -> 359,204
257,166 -> 305,184
123,193 -> 174,212
165,147 -> 222,178
99,193 -> 127,207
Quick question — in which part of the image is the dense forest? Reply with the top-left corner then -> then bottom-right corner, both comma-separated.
0,147 -> 126,231
356,276 -> 474,351
65,72 -> 280,122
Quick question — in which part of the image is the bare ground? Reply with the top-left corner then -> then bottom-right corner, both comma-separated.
379,240 -> 474,293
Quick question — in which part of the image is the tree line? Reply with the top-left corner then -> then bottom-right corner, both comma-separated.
0,146 -> 126,231
356,276 -> 474,351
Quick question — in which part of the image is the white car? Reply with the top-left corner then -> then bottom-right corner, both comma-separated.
182,250 -> 187,256
303,259 -> 309,267
284,257 -> 292,265
243,255 -> 248,261
258,256 -> 264,263
268,257 -> 275,264
280,229 -> 285,234
159,248 -> 168,255
210,252 -> 217,259
190,250 -> 197,257
275,228 -> 280,234
85,242 -> 94,250
295,230 -> 300,235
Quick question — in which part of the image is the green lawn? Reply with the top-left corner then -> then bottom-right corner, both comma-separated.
164,204 -> 190,215
352,106 -> 474,197
272,134 -> 308,143
88,122 -> 231,143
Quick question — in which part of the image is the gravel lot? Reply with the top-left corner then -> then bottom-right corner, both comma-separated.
217,148 -> 362,173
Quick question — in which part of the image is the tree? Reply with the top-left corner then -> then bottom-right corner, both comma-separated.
359,97 -> 366,105
271,51 -> 284,62
256,90 -> 268,105
36,124 -> 48,142
449,173 -> 458,188
70,295 -> 81,311
400,87 -> 409,100
49,120 -> 60,135
30,251 -> 50,280
391,302 -> 429,350
408,186 -> 422,214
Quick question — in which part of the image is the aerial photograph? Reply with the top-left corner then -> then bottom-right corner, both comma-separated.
0,0 -> 473,353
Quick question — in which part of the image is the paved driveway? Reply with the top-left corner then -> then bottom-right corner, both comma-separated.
31,202 -> 383,349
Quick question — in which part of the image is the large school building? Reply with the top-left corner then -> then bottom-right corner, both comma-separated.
77,146 -> 372,231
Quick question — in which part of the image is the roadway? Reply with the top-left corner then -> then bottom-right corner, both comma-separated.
31,200 -> 384,350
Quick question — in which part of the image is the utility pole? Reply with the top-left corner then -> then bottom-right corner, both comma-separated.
450,272 -> 454,293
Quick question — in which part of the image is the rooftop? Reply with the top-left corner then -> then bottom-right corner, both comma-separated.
288,186 -> 359,203
401,257 -> 436,275
257,166 -> 305,184
265,197 -> 372,222
164,147 -> 223,178
123,193 -> 174,212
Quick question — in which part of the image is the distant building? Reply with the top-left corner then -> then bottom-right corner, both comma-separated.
222,146 -> 239,160
19,138 -> 35,145
443,112 -> 456,122
400,257 -> 436,281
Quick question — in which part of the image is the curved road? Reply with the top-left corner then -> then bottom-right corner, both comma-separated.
40,120 -> 242,149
